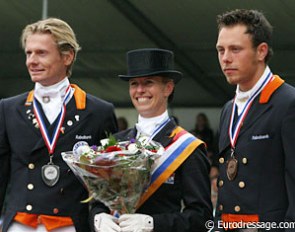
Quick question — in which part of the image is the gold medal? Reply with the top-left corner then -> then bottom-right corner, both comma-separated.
226,157 -> 238,181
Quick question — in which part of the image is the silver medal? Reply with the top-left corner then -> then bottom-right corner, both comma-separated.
42,156 -> 60,187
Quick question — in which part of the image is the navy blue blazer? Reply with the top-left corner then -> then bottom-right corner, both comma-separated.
0,87 -> 118,232
216,79 -> 295,231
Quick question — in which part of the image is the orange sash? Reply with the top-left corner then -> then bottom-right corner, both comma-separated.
137,126 -> 203,208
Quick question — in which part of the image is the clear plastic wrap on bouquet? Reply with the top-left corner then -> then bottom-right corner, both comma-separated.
62,137 -> 163,214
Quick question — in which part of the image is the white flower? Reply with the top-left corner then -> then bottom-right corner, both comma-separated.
127,143 -> 139,153
100,138 -> 109,146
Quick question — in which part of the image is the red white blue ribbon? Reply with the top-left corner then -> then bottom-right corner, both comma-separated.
33,86 -> 73,154
228,71 -> 273,149
137,127 -> 203,208
151,131 -> 195,183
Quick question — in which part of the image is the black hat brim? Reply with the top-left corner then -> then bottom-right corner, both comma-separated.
119,70 -> 183,84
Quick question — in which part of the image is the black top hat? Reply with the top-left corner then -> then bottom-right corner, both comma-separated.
119,48 -> 182,83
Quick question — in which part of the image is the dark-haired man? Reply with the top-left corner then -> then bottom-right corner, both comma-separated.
215,9 -> 295,231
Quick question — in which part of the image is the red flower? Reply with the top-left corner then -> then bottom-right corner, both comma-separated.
105,146 -> 122,153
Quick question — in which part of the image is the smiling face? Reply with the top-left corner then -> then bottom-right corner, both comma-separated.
216,24 -> 268,91
129,76 -> 174,118
25,33 -> 74,86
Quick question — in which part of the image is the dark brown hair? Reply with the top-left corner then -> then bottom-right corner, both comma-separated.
217,9 -> 273,63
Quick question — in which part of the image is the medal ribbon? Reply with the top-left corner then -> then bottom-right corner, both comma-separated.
229,71 -> 273,149
33,85 -> 73,154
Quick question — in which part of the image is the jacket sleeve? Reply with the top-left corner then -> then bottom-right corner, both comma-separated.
282,98 -> 295,228
152,144 -> 213,232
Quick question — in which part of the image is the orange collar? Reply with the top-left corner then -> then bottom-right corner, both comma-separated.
25,84 -> 86,110
259,75 -> 284,104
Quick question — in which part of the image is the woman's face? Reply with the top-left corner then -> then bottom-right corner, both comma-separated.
129,76 -> 174,118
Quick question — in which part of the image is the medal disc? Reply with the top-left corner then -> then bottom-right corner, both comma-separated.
42,164 -> 60,187
226,158 -> 238,181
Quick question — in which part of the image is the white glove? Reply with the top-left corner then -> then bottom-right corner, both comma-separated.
119,214 -> 154,232
94,213 -> 121,232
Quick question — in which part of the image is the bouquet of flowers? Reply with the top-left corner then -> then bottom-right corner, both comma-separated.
62,135 -> 163,215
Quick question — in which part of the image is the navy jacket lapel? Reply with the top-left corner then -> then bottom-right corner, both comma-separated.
18,101 -> 41,136
239,97 -> 272,137
219,101 -> 232,153
29,96 -> 90,153
153,119 -> 176,147
219,96 -> 272,155
16,99 -> 45,153
60,97 -> 90,135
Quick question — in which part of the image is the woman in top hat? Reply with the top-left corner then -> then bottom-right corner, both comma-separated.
91,48 -> 213,232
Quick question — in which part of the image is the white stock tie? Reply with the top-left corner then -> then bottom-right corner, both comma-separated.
35,89 -> 63,124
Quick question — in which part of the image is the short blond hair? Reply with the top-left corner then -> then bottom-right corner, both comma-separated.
21,18 -> 81,77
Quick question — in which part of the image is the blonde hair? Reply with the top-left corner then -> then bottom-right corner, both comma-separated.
21,18 -> 81,76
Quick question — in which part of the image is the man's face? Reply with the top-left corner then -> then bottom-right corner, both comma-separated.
25,33 -> 73,86
129,76 -> 174,118
216,24 -> 266,91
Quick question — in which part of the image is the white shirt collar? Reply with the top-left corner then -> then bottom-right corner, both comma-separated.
236,66 -> 271,100
33,77 -> 72,124
136,111 -> 169,137
235,66 -> 271,115
34,77 -> 70,101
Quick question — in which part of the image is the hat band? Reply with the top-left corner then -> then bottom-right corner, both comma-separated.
128,68 -> 174,76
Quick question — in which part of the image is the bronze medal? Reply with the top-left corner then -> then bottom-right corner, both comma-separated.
226,157 -> 238,181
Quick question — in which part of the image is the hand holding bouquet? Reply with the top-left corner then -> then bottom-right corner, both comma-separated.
62,135 -> 163,215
